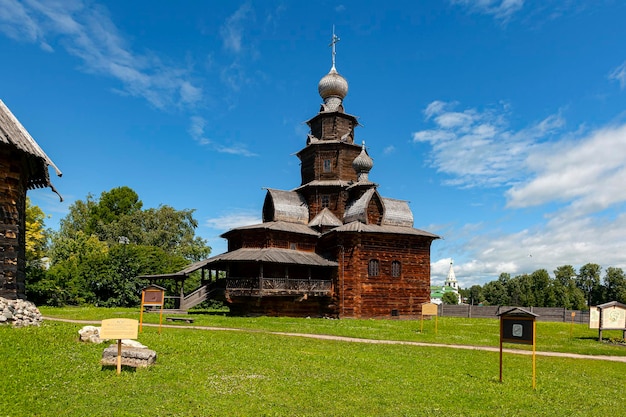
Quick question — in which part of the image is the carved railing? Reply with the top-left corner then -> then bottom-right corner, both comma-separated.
226,277 -> 332,297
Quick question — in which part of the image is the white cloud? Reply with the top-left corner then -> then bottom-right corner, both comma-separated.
215,143 -> 258,157
412,100 -> 564,188
451,0 -> 525,22
507,123 -> 626,216
188,116 -> 257,156
205,211 -> 261,231
419,101 -> 626,285
0,0 -> 202,110
188,116 -> 211,145
609,62 -> 626,89
220,2 -> 254,54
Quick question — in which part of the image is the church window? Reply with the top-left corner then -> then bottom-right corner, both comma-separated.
368,259 -> 380,277
323,159 -> 332,172
391,261 -> 401,277
321,195 -> 330,208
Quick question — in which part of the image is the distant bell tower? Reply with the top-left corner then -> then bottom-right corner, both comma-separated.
444,260 -> 459,290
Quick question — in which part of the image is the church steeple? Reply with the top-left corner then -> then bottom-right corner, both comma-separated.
444,260 -> 458,290
317,28 -> 349,113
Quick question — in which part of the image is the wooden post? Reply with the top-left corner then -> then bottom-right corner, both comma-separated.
139,291 -> 145,333
532,320 -> 536,390
116,339 -> 122,375
499,318 -> 503,383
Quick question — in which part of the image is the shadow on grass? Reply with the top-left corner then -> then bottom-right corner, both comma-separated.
101,365 -> 138,373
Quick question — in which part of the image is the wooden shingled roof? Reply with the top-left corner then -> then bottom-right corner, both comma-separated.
324,221 -> 440,238
0,100 -> 62,194
263,188 -> 309,224
221,221 -> 320,238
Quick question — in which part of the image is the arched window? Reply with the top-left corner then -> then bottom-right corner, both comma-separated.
391,260 -> 401,278
368,259 -> 380,277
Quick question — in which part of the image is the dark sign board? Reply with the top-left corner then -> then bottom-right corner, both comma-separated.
501,316 -> 534,345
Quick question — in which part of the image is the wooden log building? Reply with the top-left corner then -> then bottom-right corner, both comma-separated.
0,100 -> 62,299
142,41 -> 439,318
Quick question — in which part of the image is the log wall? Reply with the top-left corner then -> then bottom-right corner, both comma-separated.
334,234 -> 433,318
0,144 -> 28,299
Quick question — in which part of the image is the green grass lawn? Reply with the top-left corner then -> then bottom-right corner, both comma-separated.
1,308 -> 624,416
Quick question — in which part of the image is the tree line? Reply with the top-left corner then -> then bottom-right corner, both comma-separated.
26,186 -> 211,307
460,264 -> 626,309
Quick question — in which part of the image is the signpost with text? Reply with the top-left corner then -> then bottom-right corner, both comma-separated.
100,318 -> 139,375
139,284 -> 165,334
420,302 -> 439,334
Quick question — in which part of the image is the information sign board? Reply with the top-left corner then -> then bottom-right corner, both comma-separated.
100,318 -> 138,340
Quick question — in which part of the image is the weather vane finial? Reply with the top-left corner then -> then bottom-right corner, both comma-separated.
329,25 -> 340,70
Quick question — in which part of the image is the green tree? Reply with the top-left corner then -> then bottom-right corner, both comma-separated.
441,291 -> 459,305
25,197 -> 48,262
603,267 -> 626,304
483,277 -> 510,306
467,285 -> 483,305
577,263 -> 602,307
25,198 -> 53,304
38,186 -> 211,306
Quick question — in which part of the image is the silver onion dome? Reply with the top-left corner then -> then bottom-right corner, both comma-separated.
353,142 -> 373,181
318,66 -> 348,111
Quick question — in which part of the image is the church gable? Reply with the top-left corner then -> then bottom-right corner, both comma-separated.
262,189 -> 309,224
381,198 -> 414,227
344,188 -> 384,225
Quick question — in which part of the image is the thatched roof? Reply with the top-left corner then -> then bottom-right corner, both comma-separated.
0,100 -> 62,194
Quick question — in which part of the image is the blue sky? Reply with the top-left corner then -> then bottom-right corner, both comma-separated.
2,0 -> 626,287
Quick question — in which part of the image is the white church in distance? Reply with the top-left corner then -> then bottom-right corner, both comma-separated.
430,260 -> 461,305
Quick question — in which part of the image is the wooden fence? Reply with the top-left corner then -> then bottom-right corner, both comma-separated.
438,304 -> 590,324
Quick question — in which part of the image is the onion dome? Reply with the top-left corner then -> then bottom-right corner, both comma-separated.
352,142 -> 373,181
318,66 -> 348,112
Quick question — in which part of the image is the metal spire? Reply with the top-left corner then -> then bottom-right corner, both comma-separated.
329,26 -> 340,70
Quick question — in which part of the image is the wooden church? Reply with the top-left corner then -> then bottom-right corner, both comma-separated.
145,38 -> 439,318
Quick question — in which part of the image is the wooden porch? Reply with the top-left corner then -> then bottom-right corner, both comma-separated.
226,277 -> 332,297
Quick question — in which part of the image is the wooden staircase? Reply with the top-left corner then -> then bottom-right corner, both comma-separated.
179,279 -> 226,311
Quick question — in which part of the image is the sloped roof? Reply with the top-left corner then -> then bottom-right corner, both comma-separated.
263,188 -> 309,224
309,208 -> 342,228
381,197 -> 414,227
344,188 -> 377,224
0,100 -> 62,193
325,221 -> 440,238
222,221 -> 320,238
293,180 -> 351,191
180,247 -> 337,273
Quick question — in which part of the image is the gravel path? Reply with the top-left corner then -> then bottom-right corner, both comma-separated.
44,316 -> 626,363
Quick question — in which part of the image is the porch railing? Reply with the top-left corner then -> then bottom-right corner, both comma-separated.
226,277 -> 332,297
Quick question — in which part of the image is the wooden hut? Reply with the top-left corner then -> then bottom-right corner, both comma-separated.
0,100 -> 61,299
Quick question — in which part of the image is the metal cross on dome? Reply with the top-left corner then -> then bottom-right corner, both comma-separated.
329,27 -> 340,69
